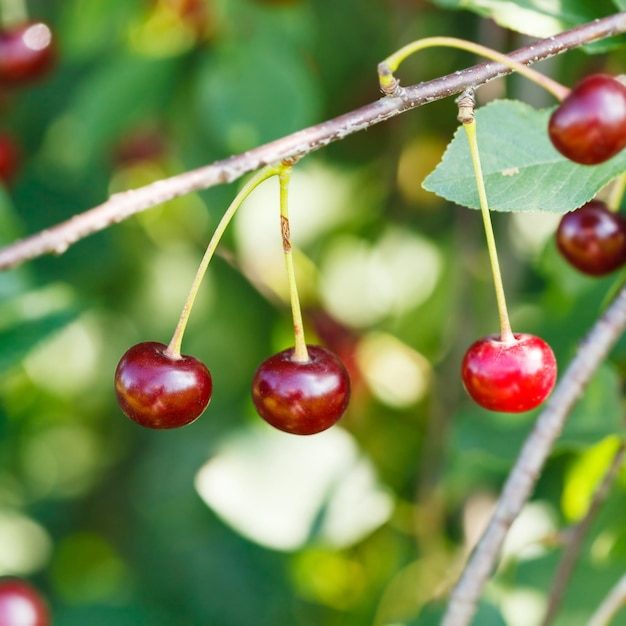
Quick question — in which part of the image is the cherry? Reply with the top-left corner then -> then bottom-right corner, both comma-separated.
461,333 -> 557,413
556,200 -> 626,276
251,345 -> 351,435
114,341 -> 212,429
0,578 -> 50,626
0,133 -> 20,184
548,74 -> 626,165
0,22 -> 55,86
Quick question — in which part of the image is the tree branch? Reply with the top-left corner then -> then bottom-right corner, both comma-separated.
0,12 -> 625,270
441,285 -> 626,626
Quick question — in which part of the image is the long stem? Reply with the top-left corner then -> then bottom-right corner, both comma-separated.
378,35 -> 570,101
278,162 -> 309,363
165,165 -> 278,359
460,99 -> 514,342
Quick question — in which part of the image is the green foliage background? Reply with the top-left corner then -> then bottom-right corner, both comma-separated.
1,1 -> 626,625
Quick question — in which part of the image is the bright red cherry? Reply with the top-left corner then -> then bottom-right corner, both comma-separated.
114,341 -> 212,429
548,74 -> 626,165
0,22 -> 55,85
251,345 -> 351,435
0,133 -> 20,184
556,200 -> 626,276
461,333 -> 557,413
0,578 -> 50,626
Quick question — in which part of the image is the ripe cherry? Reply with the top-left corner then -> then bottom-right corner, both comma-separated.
251,345 -> 351,435
0,578 -> 50,626
556,200 -> 626,276
0,22 -> 55,85
0,133 -> 20,184
461,333 -> 557,413
114,341 -> 212,429
548,74 -> 626,165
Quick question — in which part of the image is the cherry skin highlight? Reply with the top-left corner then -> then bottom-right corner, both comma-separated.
251,345 -> 351,435
461,333 -> 557,413
114,341 -> 212,429
0,22 -> 55,85
556,200 -> 626,276
0,578 -> 50,626
548,74 -> 626,165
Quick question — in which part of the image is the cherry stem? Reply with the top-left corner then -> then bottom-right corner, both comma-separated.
458,90 -> 514,343
378,35 -> 570,102
165,164 -> 279,359
0,0 -> 29,27
278,160 -> 309,363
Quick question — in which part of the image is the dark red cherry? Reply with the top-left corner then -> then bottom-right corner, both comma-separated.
251,345 -> 351,435
0,133 -> 20,184
461,333 -> 557,413
0,578 -> 50,626
548,74 -> 626,165
0,22 -> 55,85
114,341 -> 212,429
556,200 -> 626,275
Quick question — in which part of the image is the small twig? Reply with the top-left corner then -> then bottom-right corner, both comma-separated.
441,283 -> 626,626
588,572 -> 626,626
0,12 -> 624,270
541,441 -> 626,626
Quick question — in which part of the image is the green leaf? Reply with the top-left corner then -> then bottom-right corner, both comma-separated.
422,99 -> 626,213
429,0 -> 619,37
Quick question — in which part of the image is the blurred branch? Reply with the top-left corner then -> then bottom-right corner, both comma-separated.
0,12 -> 625,270
588,572 -> 626,626
441,288 -> 626,626
541,441 -> 626,626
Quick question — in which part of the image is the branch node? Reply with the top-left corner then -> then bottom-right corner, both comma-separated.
456,88 -> 476,124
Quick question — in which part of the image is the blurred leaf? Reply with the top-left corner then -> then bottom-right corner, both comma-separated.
195,35 -> 321,153
406,600 -> 506,625
423,100 -> 626,214
62,54 -> 180,168
429,0 -> 618,37
561,364 -> 626,449
561,435 -> 624,521
0,310 -> 79,373
195,424 -> 394,551
59,0 -> 143,60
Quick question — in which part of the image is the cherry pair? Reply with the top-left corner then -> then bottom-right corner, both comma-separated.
115,164 -> 351,435
114,341 -> 350,435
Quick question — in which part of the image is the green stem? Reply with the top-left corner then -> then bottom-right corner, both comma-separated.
378,36 -> 569,102
165,164 -> 279,359
279,162 -> 309,363
463,117 -> 514,343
